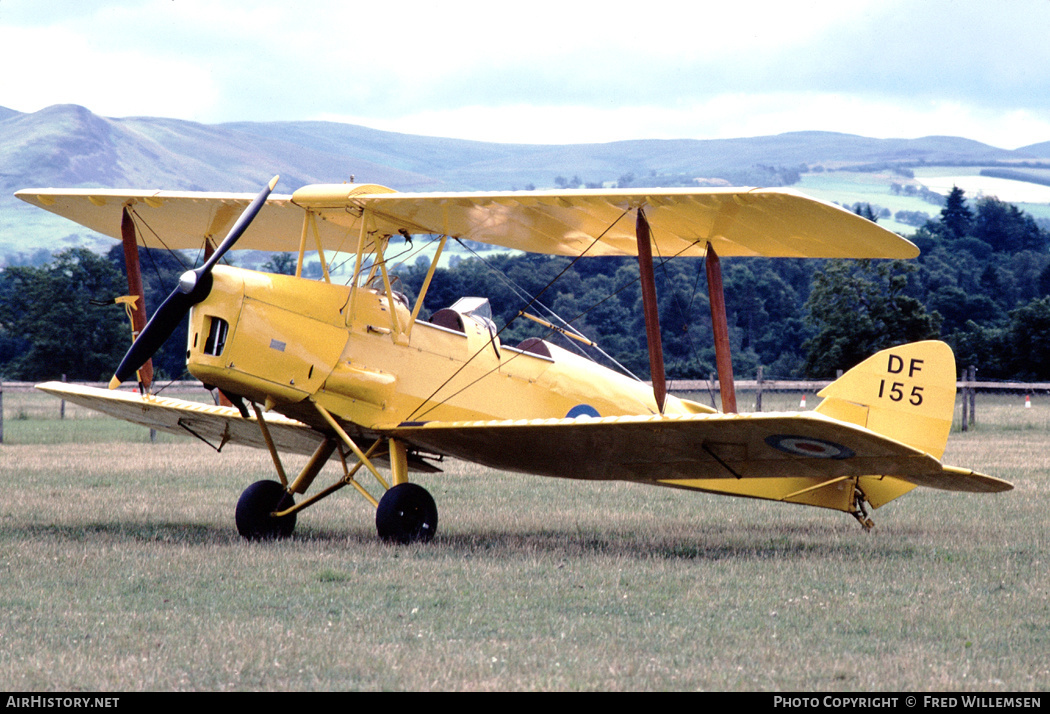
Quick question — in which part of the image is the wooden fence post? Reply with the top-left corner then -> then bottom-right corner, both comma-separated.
755,365 -> 763,412
968,364 -> 976,428
0,381 -> 4,444
960,369 -> 969,432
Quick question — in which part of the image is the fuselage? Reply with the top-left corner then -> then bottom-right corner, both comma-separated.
185,266 -> 712,433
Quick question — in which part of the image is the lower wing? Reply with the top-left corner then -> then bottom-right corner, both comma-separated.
36,381 -> 325,455
390,411 -> 1010,512
38,379 -> 1011,515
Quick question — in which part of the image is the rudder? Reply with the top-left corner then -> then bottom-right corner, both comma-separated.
814,341 -> 956,460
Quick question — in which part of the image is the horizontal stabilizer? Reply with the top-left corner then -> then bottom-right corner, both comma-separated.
895,465 -> 1012,493
810,340 -> 1011,501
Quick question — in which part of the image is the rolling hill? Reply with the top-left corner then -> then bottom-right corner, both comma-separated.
2,103 -> 1048,265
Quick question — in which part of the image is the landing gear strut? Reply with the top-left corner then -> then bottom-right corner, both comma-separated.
235,401 -> 440,543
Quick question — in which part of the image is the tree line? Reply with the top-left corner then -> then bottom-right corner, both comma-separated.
2,186 -> 1050,382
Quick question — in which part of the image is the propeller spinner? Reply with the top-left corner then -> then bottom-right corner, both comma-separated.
109,176 -> 280,389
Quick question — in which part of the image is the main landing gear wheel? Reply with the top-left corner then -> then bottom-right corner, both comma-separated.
236,480 -> 297,541
376,483 -> 438,544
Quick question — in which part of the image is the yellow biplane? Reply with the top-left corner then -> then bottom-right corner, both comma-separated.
16,177 -> 1011,542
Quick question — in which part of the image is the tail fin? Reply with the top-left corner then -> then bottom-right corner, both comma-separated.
814,340 -> 955,459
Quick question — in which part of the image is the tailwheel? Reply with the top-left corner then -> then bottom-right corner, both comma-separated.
376,483 -> 438,544
236,480 -> 297,541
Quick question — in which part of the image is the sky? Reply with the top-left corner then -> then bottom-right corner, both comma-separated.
3,0 -> 1050,149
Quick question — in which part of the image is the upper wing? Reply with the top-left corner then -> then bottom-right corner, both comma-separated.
390,411 -> 1010,507
295,185 -> 918,259
17,184 -> 917,259
36,382 -> 325,455
15,187 -> 342,254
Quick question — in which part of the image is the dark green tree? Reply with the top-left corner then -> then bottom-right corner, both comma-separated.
261,252 -> 297,275
853,203 -> 878,222
106,244 -> 195,380
971,197 -> 1049,253
0,248 -> 128,380
927,285 -> 1004,334
939,186 -> 973,240
802,260 -> 942,377
1004,297 -> 1050,379
1037,262 -> 1050,296
947,319 -> 1007,378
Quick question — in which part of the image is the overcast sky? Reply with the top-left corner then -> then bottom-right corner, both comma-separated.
3,0 -> 1050,148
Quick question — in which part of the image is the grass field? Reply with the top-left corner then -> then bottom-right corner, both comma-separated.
1,388 -> 1047,691
796,168 -> 1050,231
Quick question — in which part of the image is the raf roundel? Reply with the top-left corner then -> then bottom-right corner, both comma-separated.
764,435 -> 856,460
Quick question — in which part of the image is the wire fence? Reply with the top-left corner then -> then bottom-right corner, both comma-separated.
4,373 -> 1050,443
671,371 -> 1050,432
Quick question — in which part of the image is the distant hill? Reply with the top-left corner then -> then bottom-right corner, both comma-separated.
1019,141 -> 1050,158
221,123 -> 1026,190
0,104 -> 438,193
1,103 -> 1046,264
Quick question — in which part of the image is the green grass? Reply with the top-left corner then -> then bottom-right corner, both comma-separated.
1,389 -> 1047,691
796,172 -> 935,235
796,167 -> 1050,233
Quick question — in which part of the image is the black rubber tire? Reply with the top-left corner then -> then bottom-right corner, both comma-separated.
376,483 -> 438,544
235,480 -> 296,541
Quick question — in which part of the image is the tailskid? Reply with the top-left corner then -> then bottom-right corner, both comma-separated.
849,484 -> 875,531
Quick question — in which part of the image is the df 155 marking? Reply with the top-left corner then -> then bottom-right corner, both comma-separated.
878,353 -> 925,406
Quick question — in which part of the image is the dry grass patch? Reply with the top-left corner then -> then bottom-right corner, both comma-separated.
0,390 -> 1047,690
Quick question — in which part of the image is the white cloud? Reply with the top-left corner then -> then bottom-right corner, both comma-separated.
323,93 -> 1050,149
0,23 -> 219,119
3,0 -> 1050,148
